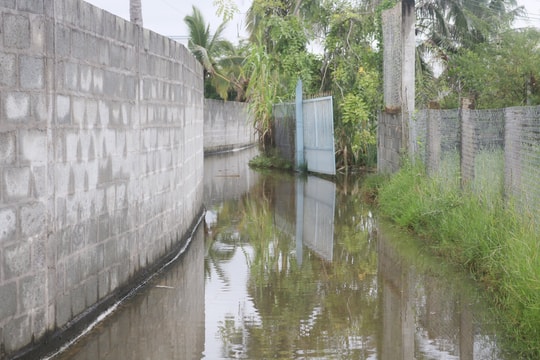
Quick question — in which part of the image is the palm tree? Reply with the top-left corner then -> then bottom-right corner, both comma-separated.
184,6 -> 237,99
130,0 -> 143,26
416,0 -> 523,57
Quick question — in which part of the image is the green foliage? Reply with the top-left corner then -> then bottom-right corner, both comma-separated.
248,153 -> 293,171
244,40 -> 279,146
185,6 -> 232,99
441,28 -> 540,108
377,162 -> 540,358
319,1 -> 383,171
338,93 -> 376,167
213,0 -> 239,22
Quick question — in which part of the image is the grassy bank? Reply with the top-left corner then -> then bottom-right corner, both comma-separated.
373,162 -> 540,358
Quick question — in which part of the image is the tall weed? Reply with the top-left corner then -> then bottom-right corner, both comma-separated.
377,162 -> 540,358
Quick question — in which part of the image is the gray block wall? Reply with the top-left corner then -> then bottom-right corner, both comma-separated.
377,112 -> 403,173
203,99 -> 255,154
0,1 -> 204,356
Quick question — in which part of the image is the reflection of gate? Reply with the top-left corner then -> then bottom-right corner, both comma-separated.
303,97 -> 335,175
300,176 -> 335,262
273,83 -> 335,175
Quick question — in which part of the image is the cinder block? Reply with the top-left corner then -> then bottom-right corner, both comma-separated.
4,167 -> 31,200
103,238 -> 117,268
64,62 -> 79,91
0,206 -> 16,242
20,273 -> 46,312
31,234 -> 46,270
97,270 -> 109,300
65,131 -> 78,162
55,293 -> 71,327
32,308 -> 47,339
80,65 -> 93,93
71,284 -> 86,316
30,17 -> 45,52
0,131 -> 16,165
0,53 -> 16,86
98,100 -> 109,125
98,40 -> 109,66
31,93 -> 48,123
98,213 -> 109,242
0,281 -> 17,321
3,13 -> 31,49
5,92 -> 30,121
86,99 -> 98,127
66,254 -> 82,288
84,276 -> 98,307
56,95 -> 71,124
86,218 -> 98,246
3,241 -> 31,279
17,0 -> 44,14
71,222 -> 86,252
72,31 -> 87,60
3,315 -> 31,352
20,201 -> 45,238
20,56 -> 44,89
0,0 -> 16,9
56,225 -> 71,260
55,25 -> 71,57
20,129 -> 47,165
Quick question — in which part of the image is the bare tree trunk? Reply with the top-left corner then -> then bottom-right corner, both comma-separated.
130,0 -> 143,26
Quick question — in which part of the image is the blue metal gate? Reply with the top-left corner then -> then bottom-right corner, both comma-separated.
302,96 -> 335,175
273,92 -> 335,175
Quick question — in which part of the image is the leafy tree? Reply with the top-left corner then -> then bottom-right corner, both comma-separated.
213,0 -> 239,22
441,28 -> 540,108
243,0 -> 321,146
184,6 -> 237,100
415,0 -> 525,107
320,0 -> 383,170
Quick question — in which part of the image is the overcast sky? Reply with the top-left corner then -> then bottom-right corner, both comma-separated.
84,0 -> 540,45
83,0 -> 251,45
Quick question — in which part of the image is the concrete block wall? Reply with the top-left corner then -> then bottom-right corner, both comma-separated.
0,1 -> 204,357
203,99 -> 255,154
377,112 -> 403,173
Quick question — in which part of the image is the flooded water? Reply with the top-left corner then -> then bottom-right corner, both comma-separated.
50,148 -> 507,360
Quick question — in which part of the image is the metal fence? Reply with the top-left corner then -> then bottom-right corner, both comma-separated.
410,105 -> 540,218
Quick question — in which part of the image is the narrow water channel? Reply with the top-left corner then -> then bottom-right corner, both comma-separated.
51,148 -> 507,359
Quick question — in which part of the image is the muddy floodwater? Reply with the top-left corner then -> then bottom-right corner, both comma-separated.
50,148 -> 508,360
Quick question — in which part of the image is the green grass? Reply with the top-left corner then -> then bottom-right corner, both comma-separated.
375,161 -> 540,358
248,152 -> 293,171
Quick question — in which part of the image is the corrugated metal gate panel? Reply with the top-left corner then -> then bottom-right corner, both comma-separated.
303,96 -> 336,175
303,176 -> 335,262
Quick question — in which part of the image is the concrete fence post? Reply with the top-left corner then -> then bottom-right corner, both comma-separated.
504,107 -> 522,203
295,79 -> 305,169
460,98 -> 476,187
426,102 -> 441,175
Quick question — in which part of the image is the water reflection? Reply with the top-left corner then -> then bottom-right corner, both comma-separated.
48,148 -> 506,360
204,146 -> 260,206
204,172 -> 504,359
53,227 -> 205,360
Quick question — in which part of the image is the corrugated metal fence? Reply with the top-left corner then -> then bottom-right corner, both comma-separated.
273,96 -> 336,175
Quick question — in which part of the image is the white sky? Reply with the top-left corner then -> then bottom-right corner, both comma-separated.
84,0 -> 540,45
83,0 -> 251,45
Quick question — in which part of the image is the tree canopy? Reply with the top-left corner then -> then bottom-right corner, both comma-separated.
184,0 -> 539,169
